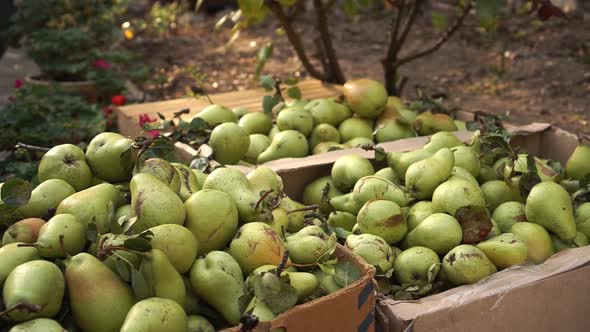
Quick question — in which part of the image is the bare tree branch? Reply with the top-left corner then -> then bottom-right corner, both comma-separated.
313,0 -> 345,83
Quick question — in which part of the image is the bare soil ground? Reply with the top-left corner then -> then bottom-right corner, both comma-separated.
127,3 -> 590,135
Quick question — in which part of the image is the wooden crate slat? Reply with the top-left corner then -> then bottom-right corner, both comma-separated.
115,79 -> 343,137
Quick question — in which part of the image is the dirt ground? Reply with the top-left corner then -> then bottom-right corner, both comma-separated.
127,2 -> 590,135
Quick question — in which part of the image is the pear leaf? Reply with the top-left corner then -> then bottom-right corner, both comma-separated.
455,205 -> 493,244
283,77 -> 299,86
427,263 -> 439,283
333,227 -> 352,239
251,272 -> 298,316
262,95 -> 281,114
318,260 -> 337,275
190,156 -> 210,172
190,117 -> 209,131
333,261 -> 362,288
260,75 -> 276,91
132,266 -> 151,300
519,173 -> 541,198
286,86 -> 301,100
123,237 -> 152,252
238,293 -> 254,315
137,230 -> 154,241
384,268 -> 394,279
0,178 -> 32,209
86,222 -> 98,243
121,217 -> 138,235
255,42 -> 274,80
115,257 -> 132,282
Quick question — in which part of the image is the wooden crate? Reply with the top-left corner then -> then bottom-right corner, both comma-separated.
114,79 -> 343,137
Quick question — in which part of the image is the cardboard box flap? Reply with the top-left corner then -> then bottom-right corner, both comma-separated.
380,245 -> 590,326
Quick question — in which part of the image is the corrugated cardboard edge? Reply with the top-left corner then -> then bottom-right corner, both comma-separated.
222,244 -> 377,332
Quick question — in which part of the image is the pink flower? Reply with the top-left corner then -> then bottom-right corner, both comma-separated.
14,79 -> 23,89
93,59 -> 112,70
138,113 -> 161,138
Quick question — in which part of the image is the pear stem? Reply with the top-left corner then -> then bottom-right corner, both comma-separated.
0,302 -> 43,318
255,189 -> 274,210
59,234 -> 72,260
15,142 -> 51,152
16,243 -> 38,248
287,204 -> 319,215
276,249 -> 290,277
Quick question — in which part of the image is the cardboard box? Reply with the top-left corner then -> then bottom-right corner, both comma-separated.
222,244 -> 377,332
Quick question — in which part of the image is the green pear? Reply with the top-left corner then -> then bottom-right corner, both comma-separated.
130,173 -> 186,232
331,154 -> 375,192
245,296 -> 275,322
312,142 -> 347,154
172,163 -> 200,201
575,202 -> 590,223
137,158 -> 181,193
309,123 -> 341,150
258,130 -> 309,164
257,207 -> 290,236
374,107 -> 416,143
302,176 -> 343,212
345,233 -> 396,273
56,183 -> 123,234
244,134 -> 271,164
565,144 -> 590,180
386,149 -> 433,179
451,146 -> 480,177
413,111 -> 457,136
202,167 -> 259,222
485,219 -> 502,240
287,271 -> 319,301
17,179 -> 75,218
304,98 -> 352,126
506,176 -> 526,203
209,122 -> 250,165
442,245 -> 497,286
3,260 -> 64,321
394,246 -> 440,285
66,253 -> 135,332
551,231 -> 589,251
476,233 -> 528,269
328,211 -> 357,231
187,315 -> 215,332
406,213 -> 463,255
285,225 -> 336,264
374,167 -> 399,184
191,169 -> 207,190
86,132 -> 135,182
342,79 -> 387,118
481,180 -> 513,212
194,104 -> 237,127
0,243 -> 40,286
312,269 -> 342,294
338,117 -> 374,142
35,214 -> 86,258
406,201 -> 434,231
8,318 -> 65,332
184,189 -> 237,253
451,166 -> 479,187
329,193 -> 361,215
2,218 -> 45,245
38,144 -> 93,191
120,298 -> 187,332
276,107 -> 314,136
190,251 -> 245,326
406,148 -> 455,200
352,176 -> 411,208
141,249 -> 186,307
343,137 -> 374,148
423,132 -> 463,153
385,96 -> 408,112
525,181 -> 576,242
454,120 -> 467,130
278,196 -> 307,233
478,165 -> 502,183
238,112 -> 273,135
232,107 -> 250,118
432,175 -> 486,216
247,166 -> 283,195
146,224 -> 199,273
115,204 -> 131,220
504,154 -> 559,182
509,222 -> 555,264
356,200 -> 407,244
229,222 -> 290,275
268,125 -> 281,140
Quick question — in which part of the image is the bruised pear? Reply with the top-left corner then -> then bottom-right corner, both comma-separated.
476,233 -> 528,269
406,213 -> 462,255
146,224 -> 199,274
244,134 -> 271,164
525,181 -> 576,242
387,149 -> 433,179
276,107 -> 314,136
432,175 -> 486,216
481,180 -> 513,212
423,131 -> 463,153
2,218 -> 45,245
565,144 -> 590,180
229,222 -> 290,275
238,112 -> 273,135
413,111 -> 457,136
394,246 -> 440,285
509,222 -> 555,264
137,158 -> 181,193
406,148 -> 454,200
209,122 -> 250,165
331,155 -> 375,192
258,130 -> 309,164
357,200 -> 407,244
285,225 -> 336,264
342,79 -> 387,118
194,104 -> 237,127
304,98 -> 352,126
338,117 -> 374,142
442,245 -> 497,286
120,298 -> 187,332
17,179 -> 75,218
352,176 -> 411,208
345,233 -> 395,273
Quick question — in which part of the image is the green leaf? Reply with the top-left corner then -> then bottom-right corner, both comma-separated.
283,78 -> 299,86
260,75 -> 276,91
0,178 -> 33,208
343,0 -> 359,18
526,155 -> 538,174
519,173 -> 542,198
262,95 -> 281,114
115,257 -> 132,282
132,267 -> 151,300
431,11 -> 448,31
123,237 -> 152,252
455,205 -> 493,244
318,261 -> 336,275
86,222 -> 98,243
190,117 -> 209,131
238,293 -> 254,315
255,42 -> 274,80
476,0 -> 503,31
251,272 -> 298,316
333,261 -> 362,288
286,86 -> 302,100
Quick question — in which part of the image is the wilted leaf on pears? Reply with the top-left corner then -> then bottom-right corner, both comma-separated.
132,267 -> 151,300
251,272 -> 298,316
519,173 -> 541,197
86,222 -> 98,242
115,258 -> 132,282
1,178 -> 33,208
123,237 -> 152,252
333,261 -> 362,288
455,205 -> 493,244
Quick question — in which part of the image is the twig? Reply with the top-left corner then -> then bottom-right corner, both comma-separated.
0,303 -> 43,318
276,249 -> 290,277
313,0 -> 345,83
15,142 -> 50,152
287,204 -> 320,215
255,189 -> 275,210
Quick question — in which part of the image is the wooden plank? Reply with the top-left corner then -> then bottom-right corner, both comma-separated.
115,79 -> 343,137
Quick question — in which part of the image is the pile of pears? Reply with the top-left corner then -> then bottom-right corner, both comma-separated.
196,78 -> 465,166
300,130 -> 590,299
0,132 -> 360,331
